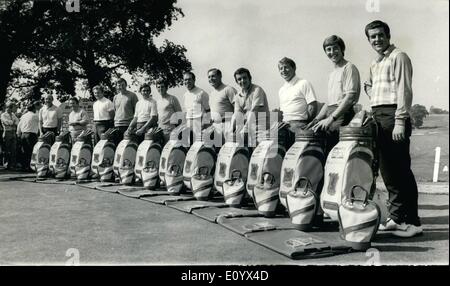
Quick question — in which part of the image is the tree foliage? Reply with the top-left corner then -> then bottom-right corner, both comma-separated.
410,104 -> 429,128
1,0 -> 191,104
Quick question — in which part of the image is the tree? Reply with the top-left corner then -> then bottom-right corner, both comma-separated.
410,104 -> 429,128
429,106 -> 449,114
1,0 -> 192,103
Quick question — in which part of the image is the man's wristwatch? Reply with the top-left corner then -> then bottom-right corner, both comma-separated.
331,114 -> 337,121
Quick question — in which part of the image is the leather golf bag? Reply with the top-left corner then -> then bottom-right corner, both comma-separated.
286,178 -> 319,231
279,129 -> 326,208
320,111 -> 377,221
159,125 -> 192,186
214,135 -> 250,196
252,172 -> 280,217
223,169 -> 246,207
91,128 -> 118,182
114,132 -> 139,185
32,131 -> 55,178
191,166 -> 215,201
49,131 -> 72,179
183,126 -> 217,191
165,164 -> 184,195
338,185 -> 381,251
246,122 -> 287,206
70,129 -> 94,181
135,127 -> 164,189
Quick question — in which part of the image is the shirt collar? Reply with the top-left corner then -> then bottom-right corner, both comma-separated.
238,84 -> 254,97
376,44 -> 396,62
284,75 -> 300,87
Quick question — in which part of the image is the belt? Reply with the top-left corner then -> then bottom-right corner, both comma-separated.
372,104 -> 397,109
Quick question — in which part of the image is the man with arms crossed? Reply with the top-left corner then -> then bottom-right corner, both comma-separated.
364,20 -> 422,237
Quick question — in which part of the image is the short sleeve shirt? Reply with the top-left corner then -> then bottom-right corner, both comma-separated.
184,86 -> 210,120
209,84 -> 236,122
68,109 -> 89,132
93,97 -> 114,121
278,76 -> 316,122
327,61 -> 361,106
113,91 -> 139,126
158,94 -> 182,130
134,97 -> 158,123
234,84 -> 270,129
39,105 -> 63,128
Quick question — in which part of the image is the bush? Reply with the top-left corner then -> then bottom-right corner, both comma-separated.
410,104 -> 429,128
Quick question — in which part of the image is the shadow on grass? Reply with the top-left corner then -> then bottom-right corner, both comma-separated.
419,205 -> 449,210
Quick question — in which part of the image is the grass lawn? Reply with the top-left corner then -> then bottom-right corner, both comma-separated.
411,114 -> 449,182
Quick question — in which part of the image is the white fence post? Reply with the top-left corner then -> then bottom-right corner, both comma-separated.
433,147 -> 441,182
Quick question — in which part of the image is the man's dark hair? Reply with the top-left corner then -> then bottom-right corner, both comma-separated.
69,97 -> 79,104
27,103 -> 36,112
323,35 -> 346,56
208,68 -> 222,77
365,20 -> 391,39
155,78 -> 168,88
234,68 -> 252,82
117,77 -> 127,86
140,83 -> 151,92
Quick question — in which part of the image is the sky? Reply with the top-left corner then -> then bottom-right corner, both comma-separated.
145,0 -> 449,111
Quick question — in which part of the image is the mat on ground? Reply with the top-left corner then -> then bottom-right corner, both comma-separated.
0,174 -> 37,181
245,229 -> 352,260
118,187 -> 168,198
192,206 -> 261,222
94,182 -> 123,193
74,180 -> 103,189
14,177 -> 77,185
140,193 -> 195,204
216,215 -> 297,236
165,199 -> 228,214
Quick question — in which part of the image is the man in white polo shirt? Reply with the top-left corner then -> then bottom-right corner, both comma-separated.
183,71 -> 210,139
92,85 -> 115,144
278,57 -> 318,137
207,68 -> 236,141
127,83 -> 158,143
39,94 -> 63,139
